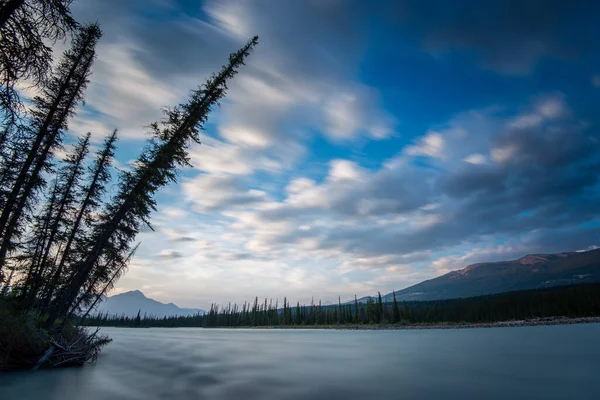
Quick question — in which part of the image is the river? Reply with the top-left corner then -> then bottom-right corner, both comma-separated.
1,324 -> 600,399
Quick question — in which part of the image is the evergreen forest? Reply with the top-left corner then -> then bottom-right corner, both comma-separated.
83,283 -> 600,328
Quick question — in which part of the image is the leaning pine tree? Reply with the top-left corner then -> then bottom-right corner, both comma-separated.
48,36 -> 259,325
0,24 -> 102,275
45,129 -> 119,313
19,133 -> 91,309
37,133 -> 91,310
0,0 -> 77,122
19,179 -> 61,302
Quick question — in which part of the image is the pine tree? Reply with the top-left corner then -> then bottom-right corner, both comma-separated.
403,301 -> 410,322
377,291 -> 384,323
78,243 -> 139,320
282,297 -> 287,326
295,301 -> 301,325
0,122 -> 27,207
366,298 -> 375,323
354,295 -> 359,324
0,0 -> 77,121
0,24 -> 102,275
19,178 -> 60,300
316,300 -> 322,325
392,290 -> 401,323
67,237 -> 131,317
49,37 -> 258,324
134,309 -> 141,326
35,133 -> 91,307
55,129 -> 118,280
252,296 -> 258,326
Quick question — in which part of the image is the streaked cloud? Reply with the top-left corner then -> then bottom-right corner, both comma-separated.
62,0 -> 600,308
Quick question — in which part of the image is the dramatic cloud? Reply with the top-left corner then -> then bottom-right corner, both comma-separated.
61,0 -> 600,307
180,94 -> 600,281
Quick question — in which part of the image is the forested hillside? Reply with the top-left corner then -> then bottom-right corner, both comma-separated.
362,249 -> 600,303
83,283 -> 600,328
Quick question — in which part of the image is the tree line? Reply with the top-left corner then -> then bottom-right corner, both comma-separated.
0,0 -> 258,330
82,283 -> 600,328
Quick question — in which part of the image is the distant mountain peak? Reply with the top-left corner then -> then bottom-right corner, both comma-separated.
119,289 -> 147,298
95,290 -> 204,318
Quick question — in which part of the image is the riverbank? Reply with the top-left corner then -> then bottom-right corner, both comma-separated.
0,299 -> 111,371
88,315 -> 600,331
219,316 -> 600,331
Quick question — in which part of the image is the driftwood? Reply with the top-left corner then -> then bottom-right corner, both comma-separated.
32,345 -> 56,371
32,327 -> 111,370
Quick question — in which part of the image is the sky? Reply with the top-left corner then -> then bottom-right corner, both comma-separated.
62,0 -> 600,308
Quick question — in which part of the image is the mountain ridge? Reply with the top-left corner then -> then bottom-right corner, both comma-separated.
359,248 -> 600,303
95,290 -> 205,318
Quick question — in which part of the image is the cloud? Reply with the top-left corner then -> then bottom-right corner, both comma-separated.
172,236 -> 197,243
188,133 -> 294,176
404,131 -> 445,158
183,174 -> 269,213
204,0 -> 395,152
63,0 -> 600,308
180,93 -> 600,272
463,153 -> 487,165
323,85 -> 396,141
507,95 -> 568,129
157,250 -> 184,260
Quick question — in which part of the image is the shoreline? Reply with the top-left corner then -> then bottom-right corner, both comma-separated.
229,316 -> 600,330
95,316 -> 600,331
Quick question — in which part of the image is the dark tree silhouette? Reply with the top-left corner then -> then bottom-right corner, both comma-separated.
0,0 -> 259,367
392,290 -> 401,323
82,284 -> 600,329
0,0 -> 77,122
0,24 -> 101,275
55,129 -> 118,285
37,133 -> 91,310
49,37 -> 259,325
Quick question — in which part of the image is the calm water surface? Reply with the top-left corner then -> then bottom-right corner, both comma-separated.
1,324 -> 600,399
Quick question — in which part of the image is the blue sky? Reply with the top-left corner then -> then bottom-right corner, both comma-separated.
63,0 -> 600,308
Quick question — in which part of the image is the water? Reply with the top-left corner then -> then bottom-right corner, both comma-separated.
1,324 -> 600,400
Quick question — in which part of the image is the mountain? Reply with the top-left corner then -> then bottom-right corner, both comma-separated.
94,290 -> 205,318
360,248 -> 600,303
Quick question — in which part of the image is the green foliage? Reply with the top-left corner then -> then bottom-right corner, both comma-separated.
0,297 -> 49,371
